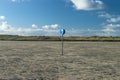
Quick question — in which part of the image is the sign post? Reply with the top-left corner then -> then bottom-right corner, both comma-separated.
60,29 -> 65,55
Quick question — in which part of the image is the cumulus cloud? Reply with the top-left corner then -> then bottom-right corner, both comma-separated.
0,21 -> 12,31
107,17 -> 120,23
0,19 -> 101,36
99,12 -> 120,23
101,24 -> 120,36
0,16 -> 5,20
0,21 -> 60,36
1,14 -> 120,36
102,24 -> 120,32
99,12 -> 120,36
0,15 -> 62,36
1,20 -> 119,36
42,24 -> 59,30
32,24 -> 38,28
102,24 -> 116,33
70,0 -> 104,10
66,29 -> 96,36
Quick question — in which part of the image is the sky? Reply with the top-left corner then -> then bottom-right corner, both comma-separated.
0,0 -> 120,36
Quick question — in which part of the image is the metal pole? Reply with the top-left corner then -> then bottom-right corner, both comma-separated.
62,35 -> 63,55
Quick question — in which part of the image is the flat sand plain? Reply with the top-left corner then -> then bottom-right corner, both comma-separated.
0,41 -> 120,80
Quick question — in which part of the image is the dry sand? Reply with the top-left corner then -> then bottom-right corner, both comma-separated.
0,41 -> 120,80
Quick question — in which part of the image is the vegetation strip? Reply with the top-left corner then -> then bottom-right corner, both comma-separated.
0,35 -> 120,41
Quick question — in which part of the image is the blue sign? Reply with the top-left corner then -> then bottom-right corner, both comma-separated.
60,29 -> 65,35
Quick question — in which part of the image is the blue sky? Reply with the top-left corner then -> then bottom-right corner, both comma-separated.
0,0 -> 120,36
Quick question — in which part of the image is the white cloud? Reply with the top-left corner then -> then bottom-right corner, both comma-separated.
107,17 -> 120,23
32,24 -> 38,28
0,21 -> 60,36
99,12 -> 120,23
42,24 -> 59,30
0,20 -> 101,36
101,24 -> 120,36
0,16 -> 60,36
102,24 -> 115,32
103,24 -> 120,29
66,29 -> 93,36
1,15 -> 120,36
0,21 -> 119,36
42,25 -> 49,29
51,24 -> 59,29
70,0 -> 104,10
0,16 -> 5,20
0,21 -> 11,31
98,12 -> 112,18
98,12 -> 120,36
0,20 -> 119,36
